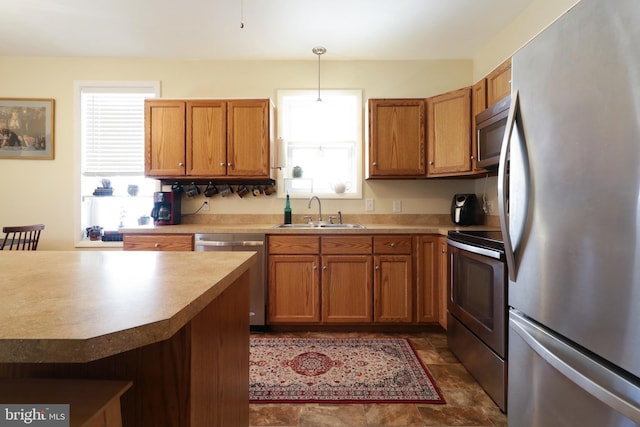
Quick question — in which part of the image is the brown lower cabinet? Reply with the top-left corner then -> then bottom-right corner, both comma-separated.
267,234 -> 437,325
268,236 -> 321,323
322,254 -> 373,323
123,234 -> 194,251
415,235 -> 439,323
268,254 -> 321,323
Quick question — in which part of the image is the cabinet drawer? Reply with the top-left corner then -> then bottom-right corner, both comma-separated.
268,236 -> 320,254
373,235 -> 412,254
123,234 -> 193,251
321,236 -> 372,254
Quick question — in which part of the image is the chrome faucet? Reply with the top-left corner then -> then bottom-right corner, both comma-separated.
307,196 -> 322,222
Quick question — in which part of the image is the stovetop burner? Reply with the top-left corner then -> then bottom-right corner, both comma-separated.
447,229 -> 505,252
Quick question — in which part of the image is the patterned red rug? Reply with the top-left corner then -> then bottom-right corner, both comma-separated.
249,337 -> 446,404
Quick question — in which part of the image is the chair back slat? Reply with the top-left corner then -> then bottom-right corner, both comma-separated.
1,224 -> 45,250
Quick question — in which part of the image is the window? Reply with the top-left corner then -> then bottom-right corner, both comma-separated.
76,81 -> 160,242
277,89 -> 362,198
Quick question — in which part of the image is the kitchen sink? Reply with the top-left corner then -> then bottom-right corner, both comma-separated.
274,223 -> 366,229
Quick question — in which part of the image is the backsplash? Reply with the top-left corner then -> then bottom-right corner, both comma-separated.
181,213 -> 500,227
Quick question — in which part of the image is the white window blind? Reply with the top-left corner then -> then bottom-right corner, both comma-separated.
81,87 -> 155,176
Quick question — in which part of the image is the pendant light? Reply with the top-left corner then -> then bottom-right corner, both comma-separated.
312,46 -> 326,102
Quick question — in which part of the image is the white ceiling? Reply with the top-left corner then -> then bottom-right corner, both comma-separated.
1,0 -> 533,60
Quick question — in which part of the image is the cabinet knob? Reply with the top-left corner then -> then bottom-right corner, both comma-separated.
429,161 -> 434,165
375,265 -> 380,270
178,162 -> 184,167
219,162 -> 225,167
442,248 -> 446,253
227,163 -> 232,167
322,266 -> 328,271
470,155 -> 475,160
154,243 -> 161,248
372,162 -> 377,166
390,242 -> 396,248
313,265 -> 318,270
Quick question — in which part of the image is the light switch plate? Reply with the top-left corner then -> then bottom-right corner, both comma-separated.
365,199 -> 375,212
392,200 -> 401,213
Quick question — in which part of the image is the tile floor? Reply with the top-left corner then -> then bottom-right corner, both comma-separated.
249,330 -> 508,427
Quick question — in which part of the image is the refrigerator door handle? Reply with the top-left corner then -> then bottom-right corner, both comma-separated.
511,311 -> 640,423
498,91 -> 519,280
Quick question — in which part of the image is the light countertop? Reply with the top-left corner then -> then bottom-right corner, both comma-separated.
0,251 -> 256,363
119,223 -> 499,236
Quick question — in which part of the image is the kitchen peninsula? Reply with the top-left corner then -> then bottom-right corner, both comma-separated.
0,251 -> 255,426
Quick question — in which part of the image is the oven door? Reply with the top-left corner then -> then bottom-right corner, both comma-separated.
447,239 -> 507,357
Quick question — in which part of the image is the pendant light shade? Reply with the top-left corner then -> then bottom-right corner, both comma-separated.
312,46 -> 326,102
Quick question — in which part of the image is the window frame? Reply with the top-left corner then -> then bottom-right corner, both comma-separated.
276,89 -> 363,200
74,80 -> 160,246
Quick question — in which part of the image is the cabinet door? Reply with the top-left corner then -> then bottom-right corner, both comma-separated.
227,100 -> 271,177
368,99 -> 426,178
426,87 -> 472,177
145,100 -> 186,177
415,235 -> 439,323
123,234 -> 193,251
486,58 -> 512,106
322,255 -> 372,323
186,100 -> 227,176
471,79 -> 488,174
374,254 -> 412,323
268,255 -> 320,323
438,236 -> 449,329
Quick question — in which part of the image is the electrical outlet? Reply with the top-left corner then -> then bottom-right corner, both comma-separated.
392,200 -> 402,213
202,200 -> 210,211
365,199 -> 375,212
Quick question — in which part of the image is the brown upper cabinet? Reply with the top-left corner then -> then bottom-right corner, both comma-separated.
486,58 -> 512,107
145,99 -> 274,179
366,58 -> 511,180
426,87 -> 472,177
145,100 -> 186,177
367,98 -> 426,178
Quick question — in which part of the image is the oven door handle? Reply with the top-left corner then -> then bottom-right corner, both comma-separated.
446,238 -> 503,260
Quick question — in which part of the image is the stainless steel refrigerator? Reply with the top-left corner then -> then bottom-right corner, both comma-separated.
498,0 -> 640,424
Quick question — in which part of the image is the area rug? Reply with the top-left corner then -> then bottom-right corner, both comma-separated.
249,337 -> 446,404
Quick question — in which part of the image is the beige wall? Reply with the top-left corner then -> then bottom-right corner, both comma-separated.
0,58 -> 477,250
473,0 -> 580,81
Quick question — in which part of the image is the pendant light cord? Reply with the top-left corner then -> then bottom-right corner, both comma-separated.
312,46 -> 326,102
317,53 -> 321,101
240,0 -> 245,28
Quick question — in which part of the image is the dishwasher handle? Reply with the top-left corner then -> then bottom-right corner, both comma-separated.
195,239 -> 264,248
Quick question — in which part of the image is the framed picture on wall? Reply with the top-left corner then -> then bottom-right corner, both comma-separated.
0,98 -> 55,160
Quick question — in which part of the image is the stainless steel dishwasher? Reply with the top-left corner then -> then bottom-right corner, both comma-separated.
194,233 -> 266,331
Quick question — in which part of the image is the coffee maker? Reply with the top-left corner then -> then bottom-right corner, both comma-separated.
151,191 -> 181,225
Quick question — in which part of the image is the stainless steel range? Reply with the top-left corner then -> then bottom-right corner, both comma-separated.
446,230 -> 507,412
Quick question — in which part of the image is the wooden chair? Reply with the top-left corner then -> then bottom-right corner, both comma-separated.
1,224 -> 45,250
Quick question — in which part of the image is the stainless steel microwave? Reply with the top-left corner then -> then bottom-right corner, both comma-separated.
475,95 -> 511,169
